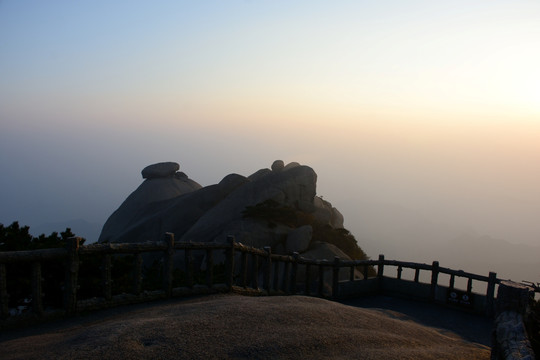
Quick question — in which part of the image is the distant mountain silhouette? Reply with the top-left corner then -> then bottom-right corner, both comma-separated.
355,201 -> 540,283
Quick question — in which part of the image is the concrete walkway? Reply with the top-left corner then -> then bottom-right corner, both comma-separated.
0,294 -> 493,359
340,295 -> 493,346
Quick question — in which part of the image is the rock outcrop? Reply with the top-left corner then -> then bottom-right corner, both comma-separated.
98,160 -> 368,269
179,163 -> 317,244
286,225 -> 313,254
98,162 -> 202,243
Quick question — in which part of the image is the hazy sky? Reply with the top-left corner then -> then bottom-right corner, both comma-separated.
1,1 -> 539,249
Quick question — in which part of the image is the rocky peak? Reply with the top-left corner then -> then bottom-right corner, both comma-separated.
98,162 -> 202,243
98,160 -> 368,269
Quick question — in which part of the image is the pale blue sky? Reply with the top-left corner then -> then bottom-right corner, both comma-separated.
1,1 -> 539,250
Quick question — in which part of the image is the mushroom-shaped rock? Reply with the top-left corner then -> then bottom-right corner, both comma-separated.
142,162 -> 180,179
98,163 -> 202,243
271,160 -> 285,172
100,178 -> 243,245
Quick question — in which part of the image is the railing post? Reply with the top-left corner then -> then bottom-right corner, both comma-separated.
32,262 -> 43,316
349,266 -> 354,281
163,233 -> 175,297
64,236 -> 80,314
305,263 -> 311,295
397,266 -> 403,280
0,264 -> 8,319
283,260 -> 290,293
377,254 -> 385,294
430,261 -> 439,301
102,254 -> 112,301
225,235 -> 235,291
133,253 -> 143,295
492,281 -> 535,359
185,247 -> 194,288
486,271 -> 497,317
206,249 -> 214,288
363,265 -> 369,280
377,255 -> 385,278
332,257 -> 340,299
272,262 -> 280,292
291,252 -> 299,295
264,246 -> 272,294
317,261 -> 324,297
241,251 -> 248,288
251,254 -> 259,289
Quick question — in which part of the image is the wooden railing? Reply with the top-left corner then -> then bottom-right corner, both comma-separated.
233,247 -> 500,316
0,233 -> 234,321
337,255 -> 499,316
0,234 -> 502,326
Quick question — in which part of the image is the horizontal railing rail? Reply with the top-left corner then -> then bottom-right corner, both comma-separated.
0,248 -> 67,263
1,234 -> 504,328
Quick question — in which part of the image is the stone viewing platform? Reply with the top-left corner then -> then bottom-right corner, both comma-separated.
0,294 -> 492,360
1,160 -> 538,359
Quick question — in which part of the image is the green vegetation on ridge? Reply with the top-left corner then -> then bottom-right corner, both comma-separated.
242,199 -> 371,261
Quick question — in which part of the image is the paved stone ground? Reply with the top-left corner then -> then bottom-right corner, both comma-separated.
339,295 -> 493,346
0,294 -> 492,359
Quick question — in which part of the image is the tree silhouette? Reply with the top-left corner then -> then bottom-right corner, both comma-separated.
0,221 -> 83,308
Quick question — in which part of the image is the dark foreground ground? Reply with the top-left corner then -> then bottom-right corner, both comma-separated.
339,295 -> 493,346
0,294 -> 491,359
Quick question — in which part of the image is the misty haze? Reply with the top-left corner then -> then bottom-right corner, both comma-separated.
3,3 -> 540,359
1,1 -> 540,290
